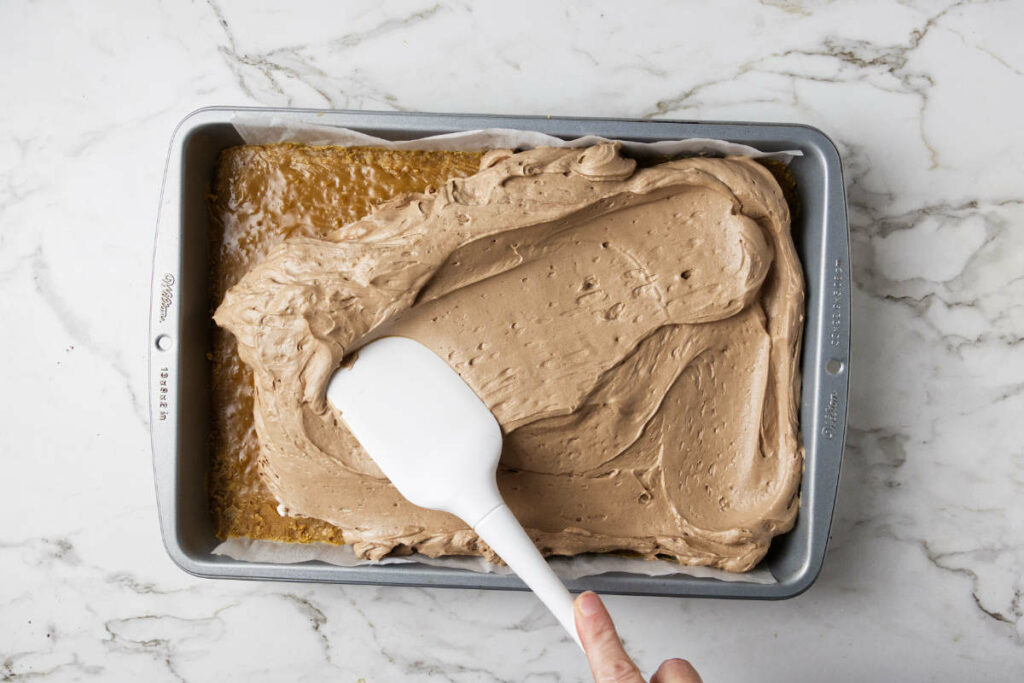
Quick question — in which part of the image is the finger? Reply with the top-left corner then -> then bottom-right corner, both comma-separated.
650,658 -> 703,683
574,591 -> 644,683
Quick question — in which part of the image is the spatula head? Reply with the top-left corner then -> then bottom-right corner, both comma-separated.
326,336 -> 504,525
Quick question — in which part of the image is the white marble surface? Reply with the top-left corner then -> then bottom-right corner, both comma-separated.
2,0 -> 1022,680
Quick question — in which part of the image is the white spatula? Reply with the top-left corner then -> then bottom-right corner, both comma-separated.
326,336 -> 582,649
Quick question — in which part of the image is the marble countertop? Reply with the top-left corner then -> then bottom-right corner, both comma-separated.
2,0 -> 1022,680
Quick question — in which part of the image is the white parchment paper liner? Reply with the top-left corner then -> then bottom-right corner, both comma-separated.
214,116 -> 800,585
214,537 -> 775,584
232,116 -> 799,163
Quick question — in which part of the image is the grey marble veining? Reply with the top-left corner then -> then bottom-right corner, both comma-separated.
1,0 -> 1022,680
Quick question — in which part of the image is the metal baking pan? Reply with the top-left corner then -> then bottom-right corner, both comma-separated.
150,107 -> 849,598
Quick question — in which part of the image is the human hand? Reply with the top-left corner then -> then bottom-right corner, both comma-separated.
574,591 -> 702,683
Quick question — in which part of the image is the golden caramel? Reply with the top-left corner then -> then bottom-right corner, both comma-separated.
208,145 -> 483,544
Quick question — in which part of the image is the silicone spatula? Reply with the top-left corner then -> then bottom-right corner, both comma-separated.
326,336 -> 582,649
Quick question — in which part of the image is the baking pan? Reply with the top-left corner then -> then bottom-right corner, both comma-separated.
150,107 -> 850,598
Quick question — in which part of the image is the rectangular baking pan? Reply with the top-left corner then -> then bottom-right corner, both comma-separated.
150,107 -> 850,598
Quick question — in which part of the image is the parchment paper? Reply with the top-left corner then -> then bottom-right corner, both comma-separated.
214,537 -> 776,584
214,115 -> 800,585
232,115 -> 799,162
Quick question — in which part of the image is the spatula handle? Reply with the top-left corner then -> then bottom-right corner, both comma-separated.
473,503 -> 582,650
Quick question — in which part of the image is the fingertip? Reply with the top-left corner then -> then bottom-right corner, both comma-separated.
575,590 -> 603,617
653,658 -> 702,683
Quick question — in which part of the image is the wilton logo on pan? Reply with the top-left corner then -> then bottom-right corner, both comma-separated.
821,391 -> 840,440
158,273 -> 175,323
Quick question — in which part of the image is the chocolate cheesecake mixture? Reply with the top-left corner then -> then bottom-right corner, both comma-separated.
212,142 -> 804,572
